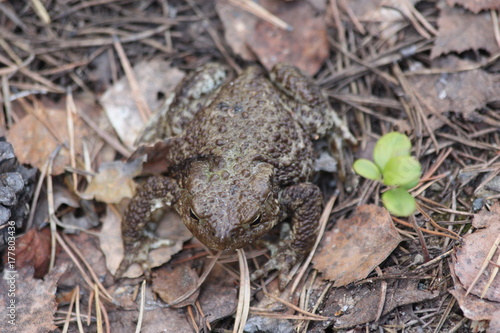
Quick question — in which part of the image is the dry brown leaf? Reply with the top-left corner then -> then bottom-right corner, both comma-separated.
139,303 -> 194,333
319,276 -> 439,328
215,1 -> 257,61
104,206 -> 192,278
449,259 -> 500,329
107,286 -> 194,333
100,60 -> 185,147
1,228 -> 52,279
0,264 -> 67,333
313,204 -> 402,287
99,206 -> 126,276
453,207 -> 500,302
431,3 -> 500,59
56,232 -> 110,288
6,97 -> 96,175
449,287 -> 500,324
447,0 -> 500,14
216,0 -> 329,75
152,265 -> 200,307
407,69 -> 500,129
82,159 -> 142,204
198,264 -> 241,323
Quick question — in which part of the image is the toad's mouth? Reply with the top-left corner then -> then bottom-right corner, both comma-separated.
186,219 -> 275,251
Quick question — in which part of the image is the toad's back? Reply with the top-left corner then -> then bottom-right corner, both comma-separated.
181,66 -> 315,185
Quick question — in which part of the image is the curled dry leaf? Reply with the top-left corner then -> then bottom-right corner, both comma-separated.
82,159 -> 142,204
313,204 -> 402,287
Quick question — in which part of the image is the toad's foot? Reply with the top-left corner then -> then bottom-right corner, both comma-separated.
251,183 -> 322,290
114,236 -> 175,281
251,246 -> 301,290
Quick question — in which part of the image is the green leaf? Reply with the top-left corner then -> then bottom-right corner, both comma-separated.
353,159 -> 382,181
373,132 -> 412,170
382,188 -> 416,217
382,156 -> 421,187
400,178 -> 420,190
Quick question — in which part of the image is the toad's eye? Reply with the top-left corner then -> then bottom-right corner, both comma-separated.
189,208 -> 200,221
249,214 -> 261,228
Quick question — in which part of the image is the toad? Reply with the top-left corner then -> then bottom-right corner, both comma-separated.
116,63 -> 356,286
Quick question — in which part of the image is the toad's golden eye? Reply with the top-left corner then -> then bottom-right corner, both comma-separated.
249,214 -> 261,228
189,208 -> 200,221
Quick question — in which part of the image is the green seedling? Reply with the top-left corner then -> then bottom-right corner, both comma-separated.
353,132 -> 421,216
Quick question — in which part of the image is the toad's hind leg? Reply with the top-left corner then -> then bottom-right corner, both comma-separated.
251,183 -> 323,289
137,63 -> 228,143
270,64 -> 356,181
115,176 -> 180,280
270,64 -> 355,143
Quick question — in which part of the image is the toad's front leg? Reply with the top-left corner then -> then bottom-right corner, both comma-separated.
115,176 -> 180,279
252,183 -> 322,289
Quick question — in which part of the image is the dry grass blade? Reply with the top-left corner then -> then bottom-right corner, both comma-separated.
481,234 -> 500,298
76,109 -> 132,157
61,287 -> 77,333
187,305 -> 199,332
65,90 -> 78,193
2,75 -> 12,126
57,233 -> 113,301
492,10 -> 500,49
94,284 -> 103,333
234,249 -> 251,333
466,233 -> 500,297
474,168 -> 500,195
262,292 -> 329,321
392,217 -> 459,240
228,0 -> 291,31
374,266 -> 387,322
112,36 -> 151,122
437,132 -> 499,151
417,206 -> 461,240
433,297 -> 455,333
30,0 -> 51,24
135,280 -> 146,333
75,285 -> 84,333
47,145 -> 63,271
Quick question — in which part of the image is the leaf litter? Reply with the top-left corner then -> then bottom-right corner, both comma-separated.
0,0 -> 499,332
